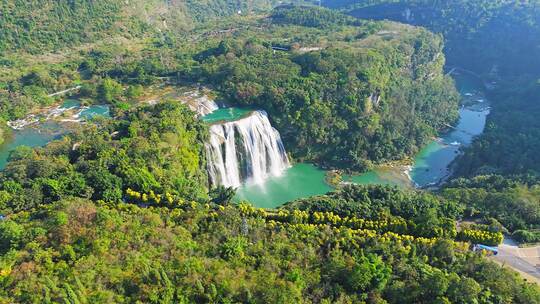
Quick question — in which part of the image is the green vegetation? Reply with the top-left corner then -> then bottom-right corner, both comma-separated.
0,95 -> 533,301
323,0 -> 540,175
456,81 -> 540,177
0,1 -> 308,144
190,8 -> 458,170
285,184 -> 461,219
0,102 -> 209,214
283,184 -> 503,245
271,5 -> 362,28
330,0 -> 540,245
0,186 -> 535,303
0,6 -> 458,171
325,1 -> 540,79
0,0 -> 136,54
0,0 -> 309,54
1,2 -> 539,301
443,175 -> 540,243
0,95 -> 530,301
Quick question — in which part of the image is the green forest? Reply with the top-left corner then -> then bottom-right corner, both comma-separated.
0,5 -> 459,171
323,0 -> 540,175
324,0 -> 540,77
1,191 -> 534,303
1,1 -> 540,303
324,0 -> 540,252
193,15 -> 458,170
0,102 -> 209,213
0,0 -> 310,54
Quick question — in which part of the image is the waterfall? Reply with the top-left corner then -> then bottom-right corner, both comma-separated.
193,95 -> 219,116
183,90 -> 219,116
206,111 -> 290,188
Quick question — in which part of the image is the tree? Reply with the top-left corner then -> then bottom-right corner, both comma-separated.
98,78 -> 123,103
85,168 -> 123,202
209,186 -> 236,206
448,275 -> 481,304
345,254 -> 391,293
0,220 -> 23,253
126,84 -> 143,101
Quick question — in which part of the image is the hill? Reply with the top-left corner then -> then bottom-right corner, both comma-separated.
0,0 -> 306,54
0,4 -> 539,301
318,1 -> 540,244
0,6 -> 459,171
323,0 -> 540,80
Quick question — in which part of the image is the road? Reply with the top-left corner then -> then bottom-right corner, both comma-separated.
48,85 -> 81,97
491,238 -> 540,283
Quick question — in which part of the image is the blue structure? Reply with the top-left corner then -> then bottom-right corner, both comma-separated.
473,244 -> 498,255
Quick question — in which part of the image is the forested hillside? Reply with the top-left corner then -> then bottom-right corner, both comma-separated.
0,73 -> 531,301
0,102 -> 209,213
443,76 -> 540,242
191,6 -> 459,170
321,0 -> 540,246
320,0 -> 540,175
323,0 -> 540,79
0,6 -> 459,171
456,81 -> 540,177
342,1 -> 540,177
0,0 -> 147,54
443,175 -> 540,244
0,1 -> 302,142
0,108 -> 535,302
1,192 -> 536,303
1,3 -> 539,302
0,0 -> 305,54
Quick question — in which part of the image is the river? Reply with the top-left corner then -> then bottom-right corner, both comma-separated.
234,72 -> 490,208
0,99 -> 110,169
0,73 -> 488,209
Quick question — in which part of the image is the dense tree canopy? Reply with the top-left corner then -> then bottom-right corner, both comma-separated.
456,81 -> 540,177
0,102 -> 209,214
0,0 -> 311,54
443,175 -> 540,243
188,11 -> 458,170
0,3 -> 539,302
0,6 -> 459,171
271,5 -> 362,28
0,190 -> 536,303
323,0 -> 540,79
332,1 -> 540,247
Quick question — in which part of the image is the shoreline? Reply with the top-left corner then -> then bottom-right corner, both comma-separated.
7,100 -> 110,131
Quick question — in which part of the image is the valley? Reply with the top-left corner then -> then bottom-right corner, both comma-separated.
0,2 -> 539,303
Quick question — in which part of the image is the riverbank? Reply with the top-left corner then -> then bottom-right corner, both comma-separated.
0,100 -> 110,170
231,71 -> 489,207
6,99 -> 109,130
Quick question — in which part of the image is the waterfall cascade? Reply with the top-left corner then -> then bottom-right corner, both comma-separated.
182,90 -> 219,116
206,110 -> 290,188
190,94 -> 219,116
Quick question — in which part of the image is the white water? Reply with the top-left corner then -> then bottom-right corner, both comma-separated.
193,95 -> 219,116
7,104 -> 78,130
7,103 -> 111,130
183,91 -> 219,116
206,111 -> 290,188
